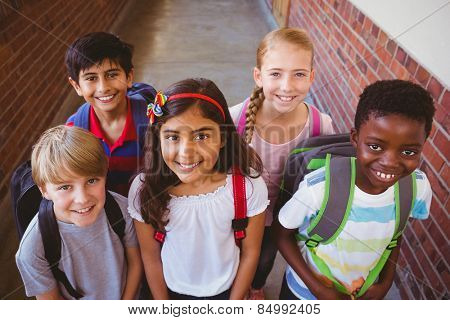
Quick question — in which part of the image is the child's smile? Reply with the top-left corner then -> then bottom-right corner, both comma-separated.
351,114 -> 426,194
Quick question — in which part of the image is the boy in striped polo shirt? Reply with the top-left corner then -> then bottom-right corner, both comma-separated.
65,32 -> 151,196
273,80 -> 435,299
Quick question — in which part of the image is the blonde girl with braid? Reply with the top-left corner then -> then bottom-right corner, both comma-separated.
230,27 -> 335,299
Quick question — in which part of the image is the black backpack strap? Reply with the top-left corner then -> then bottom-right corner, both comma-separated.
38,199 -> 83,299
104,191 -> 125,240
305,156 -> 355,247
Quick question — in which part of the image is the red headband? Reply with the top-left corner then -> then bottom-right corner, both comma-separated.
168,93 -> 226,121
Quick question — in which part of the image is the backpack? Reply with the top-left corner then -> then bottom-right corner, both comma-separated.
69,82 -> 156,149
10,161 -> 125,299
274,134 -> 416,298
236,98 -> 323,136
153,167 -> 249,247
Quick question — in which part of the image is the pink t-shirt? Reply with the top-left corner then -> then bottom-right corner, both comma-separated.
230,101 -> 335,225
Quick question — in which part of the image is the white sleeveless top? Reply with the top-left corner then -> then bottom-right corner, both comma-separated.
128,173 -> 269,297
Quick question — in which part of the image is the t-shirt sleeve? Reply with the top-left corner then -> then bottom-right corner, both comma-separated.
229,101 -> 245,127
410,169 -> 432,220
245,175 -> 270,217
65,113 -> 75,126
320,112 -> 335,135
278,167 -> 326,230
15,218 -> 58,297
112,192 -> 139,248
127,174 -> 145,223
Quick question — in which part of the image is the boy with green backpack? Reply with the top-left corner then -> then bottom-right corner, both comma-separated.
273,80 -> 435,299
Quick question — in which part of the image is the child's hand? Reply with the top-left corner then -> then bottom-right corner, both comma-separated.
355,283 -> 388,300
316,286 -> 352,300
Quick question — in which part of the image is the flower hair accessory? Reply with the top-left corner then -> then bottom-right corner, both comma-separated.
147,91 -> 167,124
147,91 -> 226,124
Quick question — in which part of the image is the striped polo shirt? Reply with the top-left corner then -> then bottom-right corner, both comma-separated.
67,97 -> 146,196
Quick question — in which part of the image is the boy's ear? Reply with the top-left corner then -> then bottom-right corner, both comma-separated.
350,127 -> 358,148
253,67 -> 263,88
38,186 -> 50,200
68,77 -> 83,96
126,68 -> 134,88
309,69 -> 315,82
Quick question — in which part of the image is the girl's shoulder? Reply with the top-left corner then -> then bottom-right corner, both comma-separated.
229,99 -> 248,126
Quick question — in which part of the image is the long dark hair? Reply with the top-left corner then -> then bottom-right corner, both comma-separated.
139,78 -> 263,231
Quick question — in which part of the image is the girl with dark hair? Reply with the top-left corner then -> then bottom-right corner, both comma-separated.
128,78 -> 268,299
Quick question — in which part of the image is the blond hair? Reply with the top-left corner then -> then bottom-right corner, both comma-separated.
245,27 -> 314,143
31,125 -> 108,187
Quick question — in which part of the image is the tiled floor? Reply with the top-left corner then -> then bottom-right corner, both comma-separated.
117,0 -> 285,299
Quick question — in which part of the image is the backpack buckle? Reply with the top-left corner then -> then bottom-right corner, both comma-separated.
234,230 -> 246,240
232,217 -> 248,231
386,239 -> 398,250
305,238 -> 320,248
153,231 -> 166,243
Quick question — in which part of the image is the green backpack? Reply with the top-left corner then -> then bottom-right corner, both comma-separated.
276,134 -> 416,298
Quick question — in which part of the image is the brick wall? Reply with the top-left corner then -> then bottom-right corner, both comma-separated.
286,0 -> 448,299
0,0 -> 127,206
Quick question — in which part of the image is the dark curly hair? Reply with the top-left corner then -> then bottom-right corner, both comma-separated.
354,80 -> 435,137
138,78 -> 263,231
65,32 -> 133,83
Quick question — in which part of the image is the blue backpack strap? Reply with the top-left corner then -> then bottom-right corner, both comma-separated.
129,96 -> 149,153
71,102 -> 91,129
128,82 -> 156,105
38,199 -> 84,299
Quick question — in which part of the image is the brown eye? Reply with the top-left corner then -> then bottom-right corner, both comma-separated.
368,144 -> 382,151
402,150 -> 417,156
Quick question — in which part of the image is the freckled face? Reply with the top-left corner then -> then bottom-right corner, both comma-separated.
351,114 -> 426,194
254,41 -> 314,114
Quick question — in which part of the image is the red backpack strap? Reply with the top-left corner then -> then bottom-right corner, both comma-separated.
231,166 -> 248,247
307,104 -> 322,137
153,230 -> 166,244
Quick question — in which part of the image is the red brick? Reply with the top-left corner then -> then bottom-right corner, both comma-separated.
395,46 -> 407,65
421,161 -> 447,204
440,89 -> 449,106
386,39 -> 397,55
371,23 -> 380,38
404,55 -> 419,76
390,58 -> 409,79
427,77 -> 444,102
422,141 -> 445,172
434,103 -> 448,133
433,129 -> 450,161
375,47 -> 392,66
441,164 -> 450,187
415,66 -> 431,87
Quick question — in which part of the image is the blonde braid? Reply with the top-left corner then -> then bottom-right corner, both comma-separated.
244,86 -> 264,144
